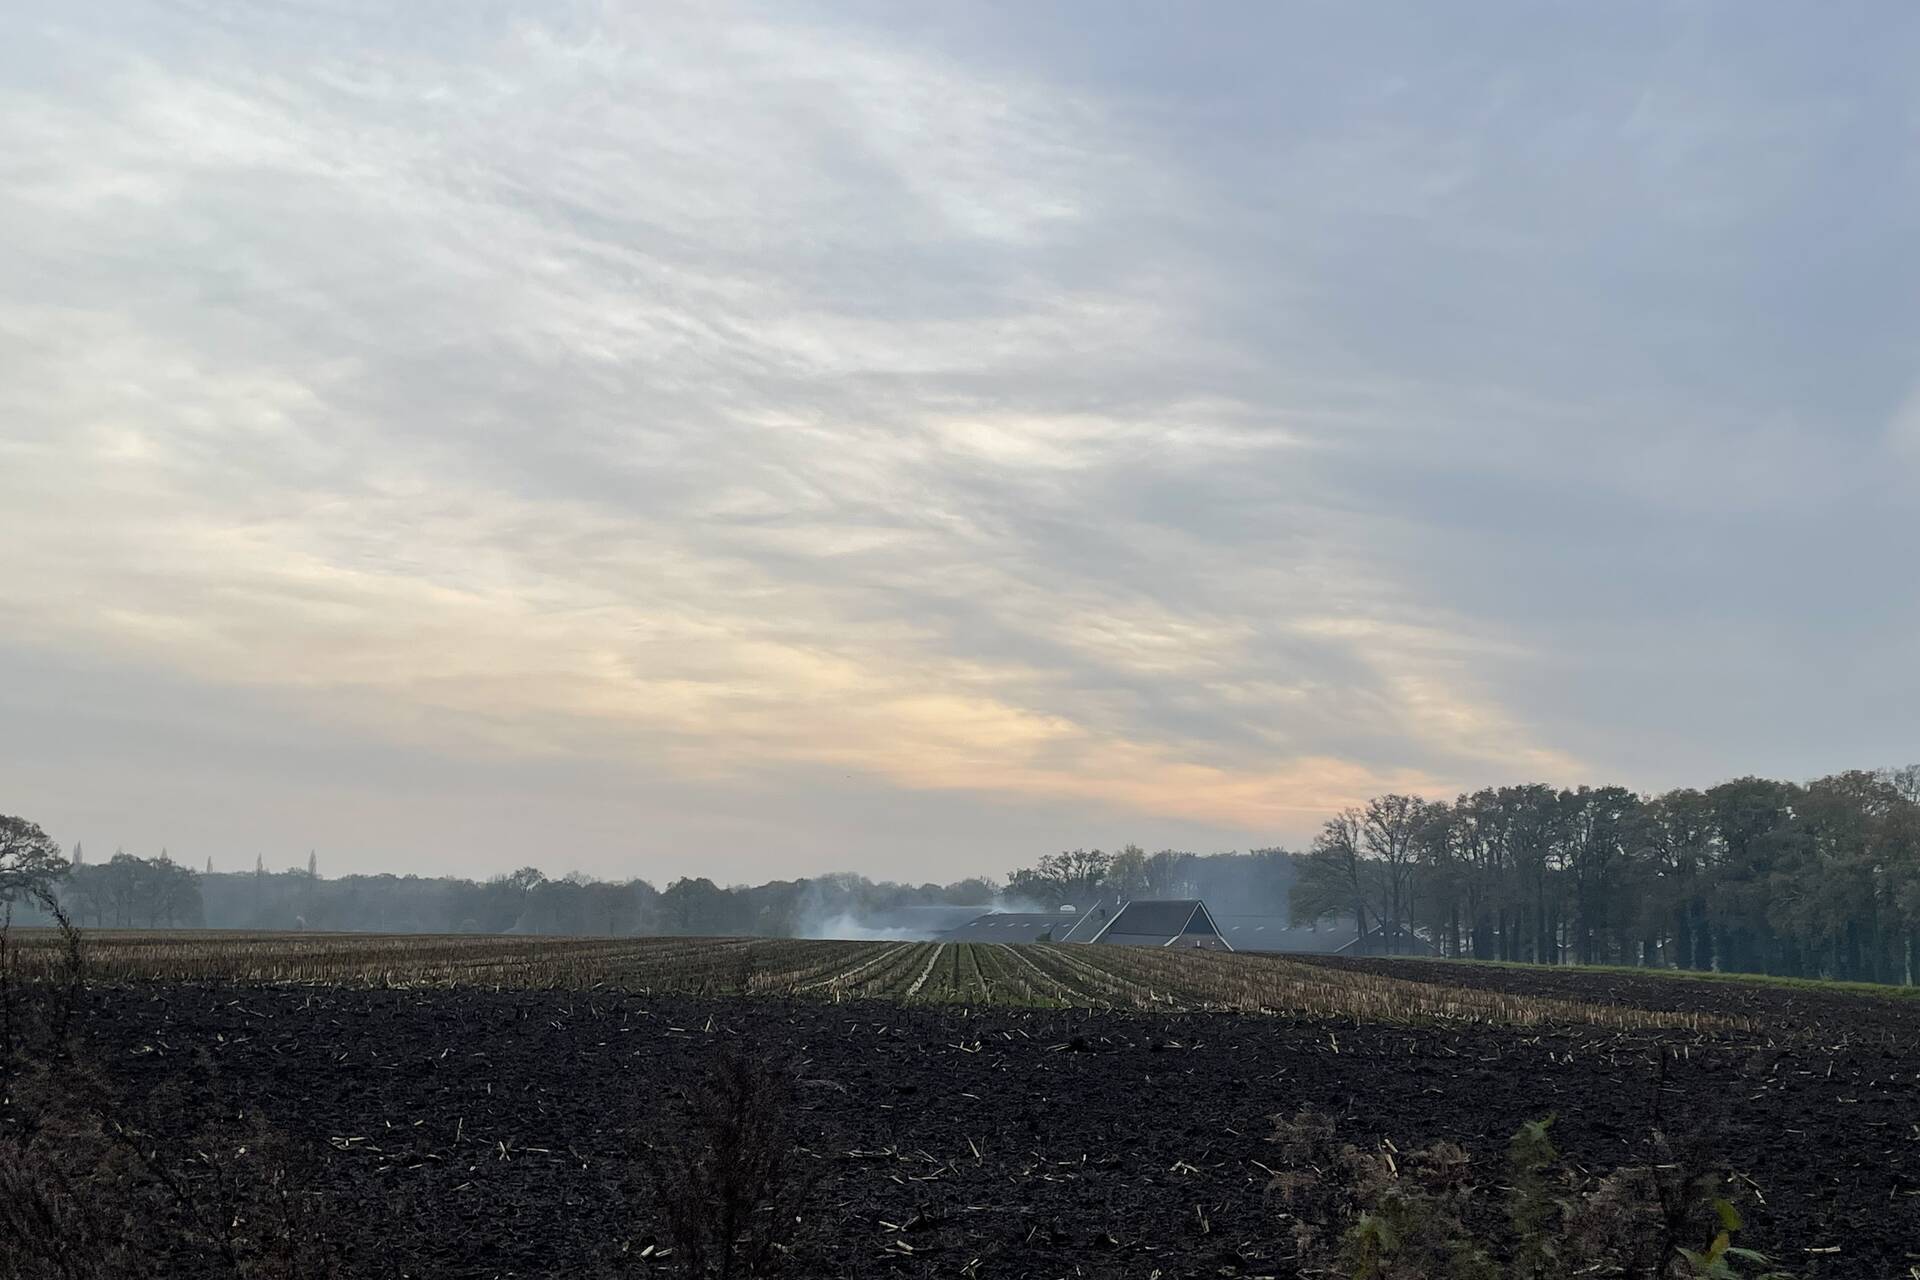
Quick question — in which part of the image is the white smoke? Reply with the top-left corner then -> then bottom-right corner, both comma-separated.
800,911 -> 925,942
788,881 -> 1053,941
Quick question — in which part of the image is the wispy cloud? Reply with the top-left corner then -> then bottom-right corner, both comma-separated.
4,2 -> 1916,879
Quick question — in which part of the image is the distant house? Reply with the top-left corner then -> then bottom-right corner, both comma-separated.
938,898 -> 1436,955
1087,899 -> 1232,951
938,898 -> 1115,944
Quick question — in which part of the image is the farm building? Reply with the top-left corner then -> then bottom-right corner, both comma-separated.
1215,915 -> 1355,955
939,898 -> 1115,944
1346,926 -> 1440,957
1217,915 -> 1441,957
938,898 -> 1438,956
1087,899 -> 1232,950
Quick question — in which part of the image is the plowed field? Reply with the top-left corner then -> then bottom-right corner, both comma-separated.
12,941 -> 1916,1277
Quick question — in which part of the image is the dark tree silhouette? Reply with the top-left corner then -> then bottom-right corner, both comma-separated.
0,815 -> 67,905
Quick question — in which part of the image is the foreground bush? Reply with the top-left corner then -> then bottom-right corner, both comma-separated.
626,1051 -> 800,1278
1268,1109 -> 1792,1279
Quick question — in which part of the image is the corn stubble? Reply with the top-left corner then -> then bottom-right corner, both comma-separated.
2,931 -> 1740,1031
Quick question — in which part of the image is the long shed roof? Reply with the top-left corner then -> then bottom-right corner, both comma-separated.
1215,915 -> 1359,955
936,897 -> 1118,945
938,912 -> 1082,943
1216,915 -> 1443,956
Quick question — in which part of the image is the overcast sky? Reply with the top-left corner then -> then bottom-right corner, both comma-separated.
4,2 -> 1917,885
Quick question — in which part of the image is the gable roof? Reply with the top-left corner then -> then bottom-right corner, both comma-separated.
1089,900 -> 1231,949
1091,899 -> 1206,938
1051,896 -> 1115,943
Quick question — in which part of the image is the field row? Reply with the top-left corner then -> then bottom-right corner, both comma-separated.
3,930 -> 1744,1032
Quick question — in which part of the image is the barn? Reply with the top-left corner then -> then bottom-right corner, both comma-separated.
1087,899 -> 1232,951
1217,914 -> 1441,957
938,898 -> 1115,944
1214,915 -> 1355,955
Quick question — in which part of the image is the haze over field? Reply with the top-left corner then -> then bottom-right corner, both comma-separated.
4,3 -> 1918,882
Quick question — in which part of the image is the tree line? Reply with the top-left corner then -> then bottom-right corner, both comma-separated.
1292,768 -> 1920,984
8,763 -> 1918,984
0,821 -> 1005,939
1005,844 -> 1299,914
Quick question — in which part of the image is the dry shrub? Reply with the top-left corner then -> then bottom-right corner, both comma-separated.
1266,1109 -> 1789,1280
0,905 -> 370,1280
1269,1109 -> 1496,1279
3,1033 -> 361,1280
0,1132 -> 125,1280
630,1050 -> 799,1279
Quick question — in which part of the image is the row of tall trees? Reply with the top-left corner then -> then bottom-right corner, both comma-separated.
1292,769 -> 1920,983
14,766 -> 1919,982
1005,845 -> 1299,913
0,822 -> 207,929
66,852 -> 205,928
1,823 -> 1004,938
190,866 -> 955,937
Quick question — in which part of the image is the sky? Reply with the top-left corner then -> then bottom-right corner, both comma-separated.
4,2 -> 1917,886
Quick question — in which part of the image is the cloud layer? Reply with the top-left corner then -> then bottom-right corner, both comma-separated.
4,3 -> 1917,881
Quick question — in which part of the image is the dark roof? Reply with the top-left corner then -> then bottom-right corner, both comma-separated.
1052,897 -> 1116,943
1216,915 -> 1359,955
936,897 -> 1121,945
821,904 -> 993,936
1336,927 -> 1440,957
1226,915 -> 1441,956
1089,900 -> 1230,949
1094,900 -> 1210,939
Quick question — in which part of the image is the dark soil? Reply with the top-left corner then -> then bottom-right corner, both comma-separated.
17,980 -> 1917,1279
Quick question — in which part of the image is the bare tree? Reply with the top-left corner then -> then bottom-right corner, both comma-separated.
1293,810 -> 1371,949
1360,794 -> 1435,954
0,816 -> 68,906
1005,849 -> 1111,908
